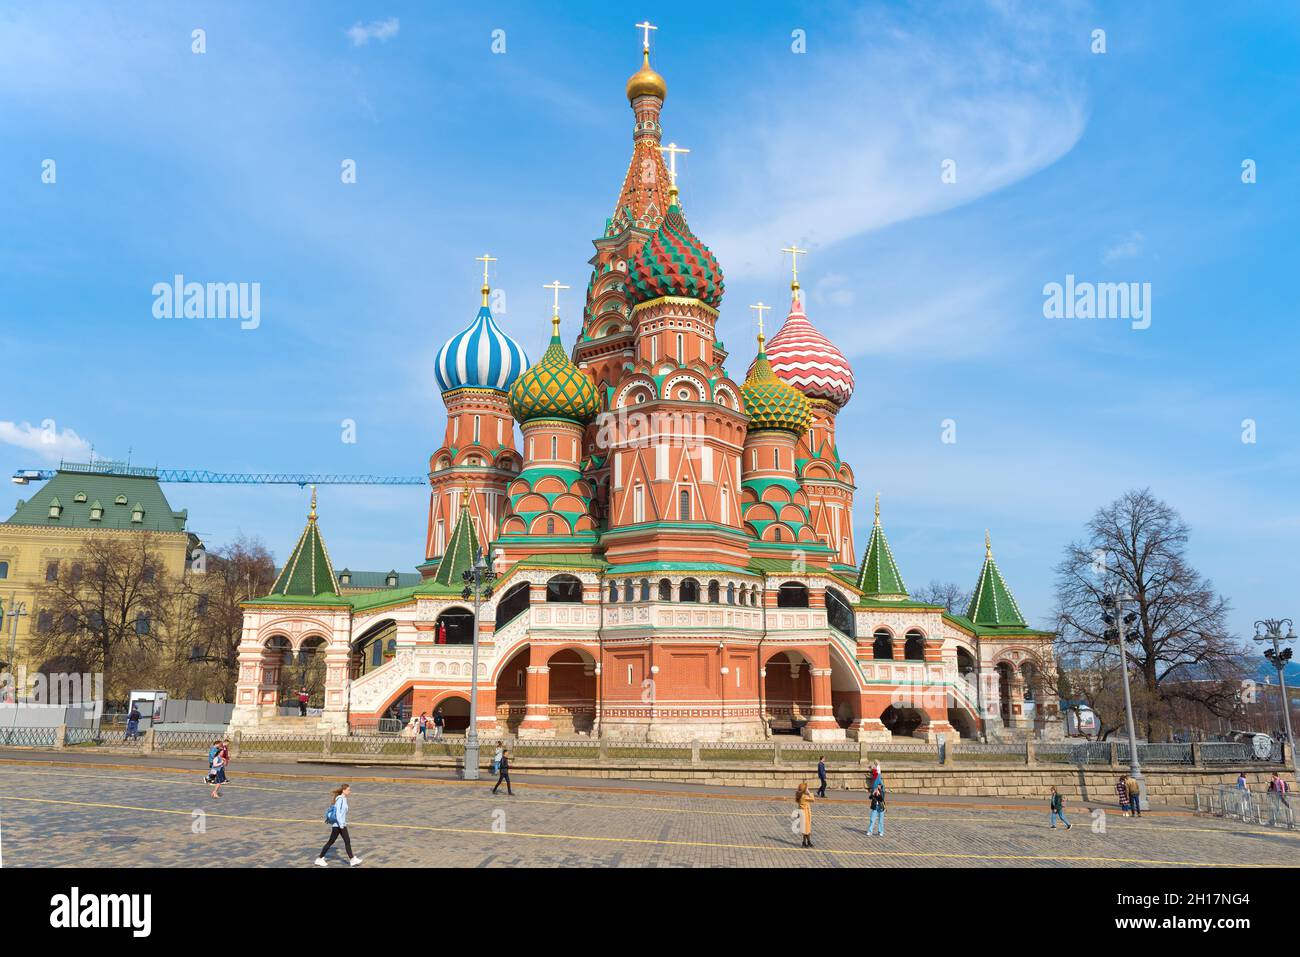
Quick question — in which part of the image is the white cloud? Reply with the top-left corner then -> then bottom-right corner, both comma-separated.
703,8 -> 1088,279
1102,231 -> 1144,263
0,421 -> 95,464
346,17 -> 400,47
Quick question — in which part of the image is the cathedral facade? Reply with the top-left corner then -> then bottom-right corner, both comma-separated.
230,45 -> 1059,743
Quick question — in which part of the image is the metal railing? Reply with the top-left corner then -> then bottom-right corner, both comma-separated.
1195,785 -> 1295,829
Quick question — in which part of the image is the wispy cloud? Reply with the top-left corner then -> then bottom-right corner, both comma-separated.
346,17 -> 399,47
705,6 -> 1089,278
0,421 -> 94,464
1102,231 -> 1145,263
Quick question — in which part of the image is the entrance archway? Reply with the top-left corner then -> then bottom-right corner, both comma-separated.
880,704 -> 925,738
546,647 -> 597,734
435,607 -> 475,645
433,694 -> 471,732
996,662 -> 1013,725
494,646 -> 530,733
763,650 -> 812,734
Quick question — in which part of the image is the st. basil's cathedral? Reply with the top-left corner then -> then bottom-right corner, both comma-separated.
230,37 -> 1061,743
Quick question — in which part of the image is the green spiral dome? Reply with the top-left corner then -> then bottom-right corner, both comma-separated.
508,316 -> 601,425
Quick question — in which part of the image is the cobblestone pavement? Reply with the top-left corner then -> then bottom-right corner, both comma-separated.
1,761 -> 1295,868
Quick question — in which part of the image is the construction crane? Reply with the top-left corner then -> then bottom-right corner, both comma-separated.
11,461 -> 426,487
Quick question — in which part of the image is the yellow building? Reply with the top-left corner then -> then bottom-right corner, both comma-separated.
0,461 -> 199,674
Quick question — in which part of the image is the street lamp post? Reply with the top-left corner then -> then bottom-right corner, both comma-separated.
3,598 -> 28,696
1253,618 -> 1296,763
460,551 -> 496,781
1103,592 -> 1148,810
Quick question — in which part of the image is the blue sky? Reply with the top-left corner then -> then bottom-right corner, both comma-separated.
2,1 -> 1297,639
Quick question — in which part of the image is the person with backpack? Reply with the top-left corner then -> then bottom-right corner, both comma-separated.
125,706 -> 141,741
795,781 -> 815,848
492,749 -> 513,796
1049,786 -> 1072,829
433,708 -> 445,740
1268,772 -> 1290,808
315,784 -> 362,867
1116,775 -> 1131,816
816,756 -> 828,798
866,781 -> 886,836
205,738 -> 221,785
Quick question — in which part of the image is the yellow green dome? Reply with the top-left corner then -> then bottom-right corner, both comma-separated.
509,315 -> 600,425
742,333 -> 812,435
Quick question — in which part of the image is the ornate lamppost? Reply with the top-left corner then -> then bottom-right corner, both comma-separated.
1102,592 -> 1147,810
460,550 -> 495,780
1253,618 -> 1296,762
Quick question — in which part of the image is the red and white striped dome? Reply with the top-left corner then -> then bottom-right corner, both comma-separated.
748,293 -> 854,409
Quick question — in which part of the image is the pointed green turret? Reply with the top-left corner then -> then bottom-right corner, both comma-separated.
268,487 -> 341,597
855,494 -> 908,598
431,490 -> 480,587
965,530 -> 1027,628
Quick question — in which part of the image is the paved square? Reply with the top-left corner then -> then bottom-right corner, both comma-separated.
0,759 -> 1295,868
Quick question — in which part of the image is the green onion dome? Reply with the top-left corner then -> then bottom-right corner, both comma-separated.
628,202 -> 724,308
508,314 -> 601,425
742,332 -> 812,435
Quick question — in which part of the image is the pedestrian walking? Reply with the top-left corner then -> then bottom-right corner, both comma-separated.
816,756 -> 827,798
433,708 -> 445,740
795,781 -> 815,847
209,749 -> 227,799
297,687 -> 309,717
315,784 -> 363,867
205,738 -> 221,784
1236,771 -> 1249,791
1125,774 -> 1142,817
866,782 -> 886,836
219,738 -> 231,781
418,712 -> 428,740
1048,786 -> 1072,829
1268,772 -> 1290,808
125,706 -> 141,741
492,748 -> 513,795
1116,775 -> 1131,816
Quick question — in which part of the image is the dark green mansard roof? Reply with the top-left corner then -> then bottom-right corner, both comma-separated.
965,532 -> 1028,628
6,467 -> 188,533
855,498 -> 907,598
430,499 -> 479,587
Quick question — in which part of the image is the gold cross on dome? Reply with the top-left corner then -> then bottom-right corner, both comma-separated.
659,142 -> 690,186
543,280 -> 570,317
749,301 -> 771,337
781,244 -> 808,289
476,253 -> 497,306
636,20 -> 657,50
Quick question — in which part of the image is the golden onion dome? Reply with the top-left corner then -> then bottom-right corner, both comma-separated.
626,48 -> 666,103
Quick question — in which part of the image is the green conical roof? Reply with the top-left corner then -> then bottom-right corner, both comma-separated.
965,531 -> 1027,628
268,489 -> 340,598
855,495 -> 907,597
431,493 -> 480,587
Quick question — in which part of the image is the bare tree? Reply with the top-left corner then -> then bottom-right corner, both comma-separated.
185,536 -> 276,701
1054,488 -> 1243,739
30,536 -> 170,701
912,580 -> 972,615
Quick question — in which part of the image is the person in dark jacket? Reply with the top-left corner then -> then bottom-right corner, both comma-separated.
492,748 -> 513,795
816,756 -> 827,798
1049,786 -> 1072,829
867,783 -> 886,836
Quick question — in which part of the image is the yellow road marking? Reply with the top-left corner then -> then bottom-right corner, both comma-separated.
0,793 -> 1286,867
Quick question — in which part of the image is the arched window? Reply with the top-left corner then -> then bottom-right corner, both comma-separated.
956,647 -> 976,677
1020,662 -> 1037,701
435,607 -> 476,645
826,587 -> 854,637
773,526 -> 783,542
546,517 -> 556,535
545,574 -> 583,603
904,630 -> 926,661
0,561 -> 8,579
773,448 -> 780,470
679,578 -> 700,602
624,579 -> 635,601
707,580 -> 720,603
872,629 -> 894,660
727,582 -> 736,604
750,588 -> 759,606
639,578 -> 651,601
135,613 -> 151,636
678,487 -> 690,520
657,578 -> 672,601
495,582 -> 530,628
608,581 -> 619,602
777,581 -> 809,608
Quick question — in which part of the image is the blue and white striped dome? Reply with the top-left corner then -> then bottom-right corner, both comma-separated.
434,306 -> 530,394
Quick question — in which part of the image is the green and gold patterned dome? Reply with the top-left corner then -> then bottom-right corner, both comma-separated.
742,332 -> 812,435
509,314 -> 601,425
